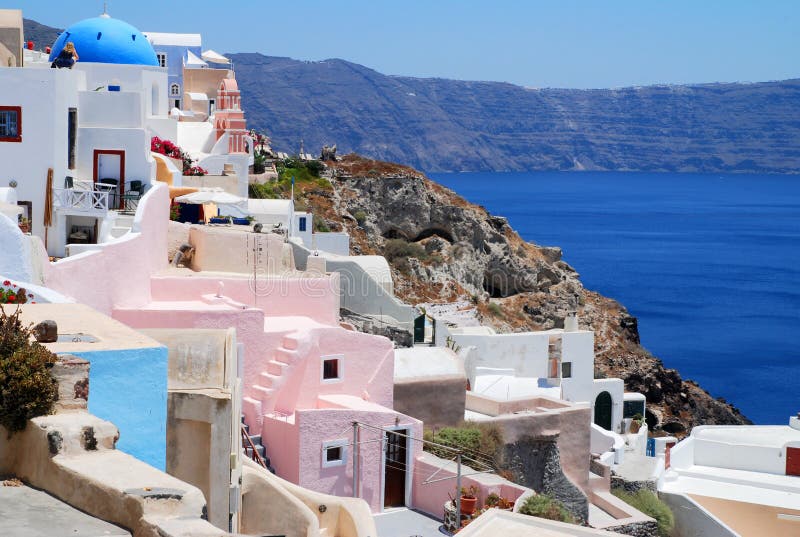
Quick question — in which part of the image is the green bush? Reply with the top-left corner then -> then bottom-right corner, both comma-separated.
612,489 -> 674,537
487,302 -> 503,317
313,215 -> 330,233
0,307 -> 58,432
518,494 -> 576,524
352,210 -> 367,226
384,239 -> 427,262
423,422 -> 503,468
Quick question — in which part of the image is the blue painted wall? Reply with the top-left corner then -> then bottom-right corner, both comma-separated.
150,43 -> 202,109
63,346 -> 168,469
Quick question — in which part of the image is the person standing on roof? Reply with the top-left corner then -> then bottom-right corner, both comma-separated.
51,42 -> 79,69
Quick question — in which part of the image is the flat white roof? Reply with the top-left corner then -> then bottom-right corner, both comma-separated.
143,32 -> 201,47
693,425 -> 800,448
394,347 -> 463,379
248,198 -> 292,216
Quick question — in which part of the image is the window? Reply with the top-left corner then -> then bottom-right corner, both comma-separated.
0,106 -> 21,142
156,53 -> 167,68
321,355 -> 342,382
67,108 -> 77,169
170,83 -> 180,96
561,362 -> 572,378
208,99 -> 216,116
298,216 -> 307,232
322,439 -> 347,468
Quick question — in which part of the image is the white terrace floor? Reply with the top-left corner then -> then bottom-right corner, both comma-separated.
373,508 -> 446,537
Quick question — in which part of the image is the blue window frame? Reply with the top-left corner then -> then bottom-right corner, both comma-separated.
299,216 -> 307,232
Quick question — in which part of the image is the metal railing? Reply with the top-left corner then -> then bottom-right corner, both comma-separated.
53,188 -> 110,214
241,425 -> 267,469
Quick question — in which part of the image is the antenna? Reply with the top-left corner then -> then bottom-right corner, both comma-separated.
100,2 -> 110,17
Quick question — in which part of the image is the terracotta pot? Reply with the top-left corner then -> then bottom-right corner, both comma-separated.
460,496 -> 477,515
630,421 -> 641,434
18,223 -> 29,234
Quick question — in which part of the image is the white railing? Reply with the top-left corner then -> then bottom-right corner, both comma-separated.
53,188 -> 110,214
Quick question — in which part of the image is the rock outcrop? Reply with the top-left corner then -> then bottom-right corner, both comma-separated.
301,155 -> 750,433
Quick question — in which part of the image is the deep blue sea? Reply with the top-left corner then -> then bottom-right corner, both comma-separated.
431,171 -> 800,425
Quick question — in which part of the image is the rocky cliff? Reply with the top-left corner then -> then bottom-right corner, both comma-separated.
297,155 -> 750,434
231,52 -> 800,174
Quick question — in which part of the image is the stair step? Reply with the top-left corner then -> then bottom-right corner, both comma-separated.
260,372 -> 280,388
266,360 -> 288,375
274,348 -> 297,364
282,336 -> 299,350
251,384 -> 275,399
255,444 -> 265,458
249,434 -> 262,446
242,422 -> 250,434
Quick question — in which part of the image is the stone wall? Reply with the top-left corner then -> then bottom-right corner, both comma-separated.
503,435 -> 589,522
610,475 -> 657,495
603,520 -> 660,537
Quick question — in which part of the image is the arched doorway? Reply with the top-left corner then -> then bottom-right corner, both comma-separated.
594,391 -> 613,431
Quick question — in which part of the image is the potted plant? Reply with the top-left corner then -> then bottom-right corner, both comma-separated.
460,485 -> 479,515
18,217 -> 30,234
485,492 -> 514,511
630,413 -> 644,434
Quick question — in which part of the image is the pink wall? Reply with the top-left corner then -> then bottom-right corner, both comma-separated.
263,414 -> 300,483
294,406 -> 423,513
273,327 -> 395,415
412,455 -> 529,519
149,273 -> 340,326
44,184 -> 170,315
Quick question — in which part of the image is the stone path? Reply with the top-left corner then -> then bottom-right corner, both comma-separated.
0,482 -> 130,536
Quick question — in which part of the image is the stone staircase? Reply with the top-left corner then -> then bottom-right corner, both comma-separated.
242,416 -> 275,474
245,334 -> 303,414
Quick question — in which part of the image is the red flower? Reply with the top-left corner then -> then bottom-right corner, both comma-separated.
6,294 -> 15,302
28,293 -> 34,298
2,280 -> 9,286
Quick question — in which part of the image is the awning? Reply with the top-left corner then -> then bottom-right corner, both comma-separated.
184,49 -> 208,68
201,49 -> 229,64
175,188 -> 246,205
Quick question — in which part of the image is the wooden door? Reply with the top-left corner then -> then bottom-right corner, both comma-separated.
787,447 -> 800,476
383,429 -> 407,508
594,391 -> 613,431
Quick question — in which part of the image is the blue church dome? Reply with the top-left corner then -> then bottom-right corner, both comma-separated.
49,15 -> 158,66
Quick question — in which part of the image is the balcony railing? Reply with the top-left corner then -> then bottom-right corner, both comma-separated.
53,188 -> 110,215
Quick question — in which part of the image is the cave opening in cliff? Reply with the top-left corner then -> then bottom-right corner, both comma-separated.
382,229 -> 409,240
412,227 -> 454,243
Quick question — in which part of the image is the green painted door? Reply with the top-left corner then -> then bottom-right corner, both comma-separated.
413,315 -> 425,343
594,391 -> 613,431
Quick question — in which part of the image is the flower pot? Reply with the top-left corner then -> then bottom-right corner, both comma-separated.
460,496 -> 477,515
630,421 -> 641,434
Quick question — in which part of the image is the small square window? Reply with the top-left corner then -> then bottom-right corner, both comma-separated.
561,362 -> 572,378
323,358 -> 339,380
326,446 -> 342,462
0,107 -> 21,142
322,439 -> 347,468
156,53 -> 167,68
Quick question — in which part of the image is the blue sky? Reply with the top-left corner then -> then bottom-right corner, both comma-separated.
22,0 -> 799,88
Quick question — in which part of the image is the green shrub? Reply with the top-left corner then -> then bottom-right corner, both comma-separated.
612,489 -> 674,537
487,302 -> 503,317
352,210 -> 367,226
518,494 -> 576,524
249,182 -> 283,200
384,239 -> 426,262
313,215 -> 330,233
0,307 -> 58,432
423,422 -> 503,468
